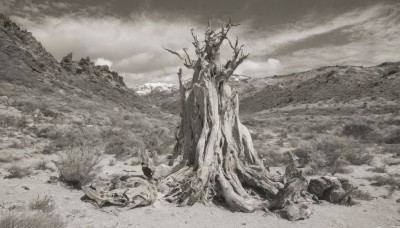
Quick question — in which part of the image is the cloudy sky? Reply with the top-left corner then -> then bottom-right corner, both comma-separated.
1,0 -> 399,87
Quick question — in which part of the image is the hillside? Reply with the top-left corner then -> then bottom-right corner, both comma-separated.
0,13 -> 178,160
0,14 -> 166,117
142,63 -> 400,115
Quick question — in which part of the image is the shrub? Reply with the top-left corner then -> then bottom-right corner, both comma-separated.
352,190 -> 374,201
367,166 -> 387,173
0,212 -> 65,228
342,148 -> 373,165
382,144 -> 400,154
105,137 -> 130,157
35,160 -> 48,171
5,165 -> 31,179
16,116 -> 28,130
0,155 -> 19,163
260,150 -> 290,167
29,194 -> 55,213
342,123 -> 373,139
365,175 -> 400,189
294,136 -> 371,175
37,125 -> 62,140
383,128 -> 400,144
108,159 -> 116,166
57,146 -> 102,187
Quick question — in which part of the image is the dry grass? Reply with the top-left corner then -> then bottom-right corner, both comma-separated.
366,174 -> 400,190
352,190 -> 374,201
383,128 -> 400,144
5,165 -> 31,179
342,123 -> 373,140
56,145 -> 102,187
29,194 -> 55,213
367,166 -> 387,173
293,135 -> 372,175
35,160 -> 49,171
108,159 -> 116,166
0,212 -> 65,228
0,155 -> 20,163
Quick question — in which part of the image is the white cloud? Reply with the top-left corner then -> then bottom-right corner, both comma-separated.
11,14 -> 200,85
95,58 -> 113,67
241,3 -> 393,57
236,58 -> 282,77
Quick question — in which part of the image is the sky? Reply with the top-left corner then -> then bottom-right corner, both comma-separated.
1,0 -> 400,87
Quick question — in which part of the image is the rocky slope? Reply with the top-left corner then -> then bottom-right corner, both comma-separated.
0,13 -> 161,116
142,63 -> 400,115
61,53 -> 126,90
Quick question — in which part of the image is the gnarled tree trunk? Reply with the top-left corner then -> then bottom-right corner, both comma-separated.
160,21 -> 286,212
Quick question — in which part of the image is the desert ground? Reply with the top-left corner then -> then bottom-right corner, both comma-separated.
1,94 -> 400,227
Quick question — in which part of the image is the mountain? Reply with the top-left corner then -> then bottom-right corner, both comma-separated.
0,13 -> 162,116
141,63 -> 400,115
0,13 -> 177,162
133,74 -> 251,96
133,82 -> 178,95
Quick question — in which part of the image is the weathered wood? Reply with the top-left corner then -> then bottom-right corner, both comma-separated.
82,176 -> 157,208
159,21 -> 284,212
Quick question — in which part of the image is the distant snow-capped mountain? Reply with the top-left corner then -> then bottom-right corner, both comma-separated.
133,75 -> 251,96
133,82 -> 178,95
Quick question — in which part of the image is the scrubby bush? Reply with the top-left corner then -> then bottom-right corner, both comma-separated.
57,146 -> 102,187
0,212 -> 65,228
383,128 -> 400,144
342,123 -> 373,139
342,148 -> 373,165
29,194 -> 55,213
145,128 -> 175,155
366,174 -> 400,189
367,166 -> 387,173
352,190 -> 374,201
5,165 -> 31,179
35,160 -> 49,171
260,150 -> 290,167
37,125 -> 62,140
16,116 -> 28,130
294,135 -> 371,175
105,137 -> 130,157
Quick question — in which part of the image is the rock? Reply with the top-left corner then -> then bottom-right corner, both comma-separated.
307,177 -> 330,198
276,203 -> 312,221
21,185 -> 30,190
60,53 -> 127,90
308,176 -> 357,205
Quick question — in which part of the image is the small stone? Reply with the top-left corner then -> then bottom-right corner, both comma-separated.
21,186 -> 29,190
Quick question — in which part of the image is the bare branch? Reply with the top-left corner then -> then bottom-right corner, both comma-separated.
163,47 -> 184,60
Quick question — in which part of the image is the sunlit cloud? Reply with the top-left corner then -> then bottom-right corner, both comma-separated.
95,58 -> 113,67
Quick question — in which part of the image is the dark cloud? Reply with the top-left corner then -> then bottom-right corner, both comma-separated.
1,0 -> 399,87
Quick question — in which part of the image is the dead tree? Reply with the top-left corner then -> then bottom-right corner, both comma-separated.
81,21 -> 356,220
160,21 -> 290,212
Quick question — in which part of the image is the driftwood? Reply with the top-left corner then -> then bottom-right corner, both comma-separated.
81,176 -> 157,208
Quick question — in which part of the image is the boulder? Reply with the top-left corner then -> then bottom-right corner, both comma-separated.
308,176 -> 357,205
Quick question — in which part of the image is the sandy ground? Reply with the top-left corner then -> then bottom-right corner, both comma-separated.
0,160 -> 399,228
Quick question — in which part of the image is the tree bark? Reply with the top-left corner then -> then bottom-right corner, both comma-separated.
160,21 -> 285,212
